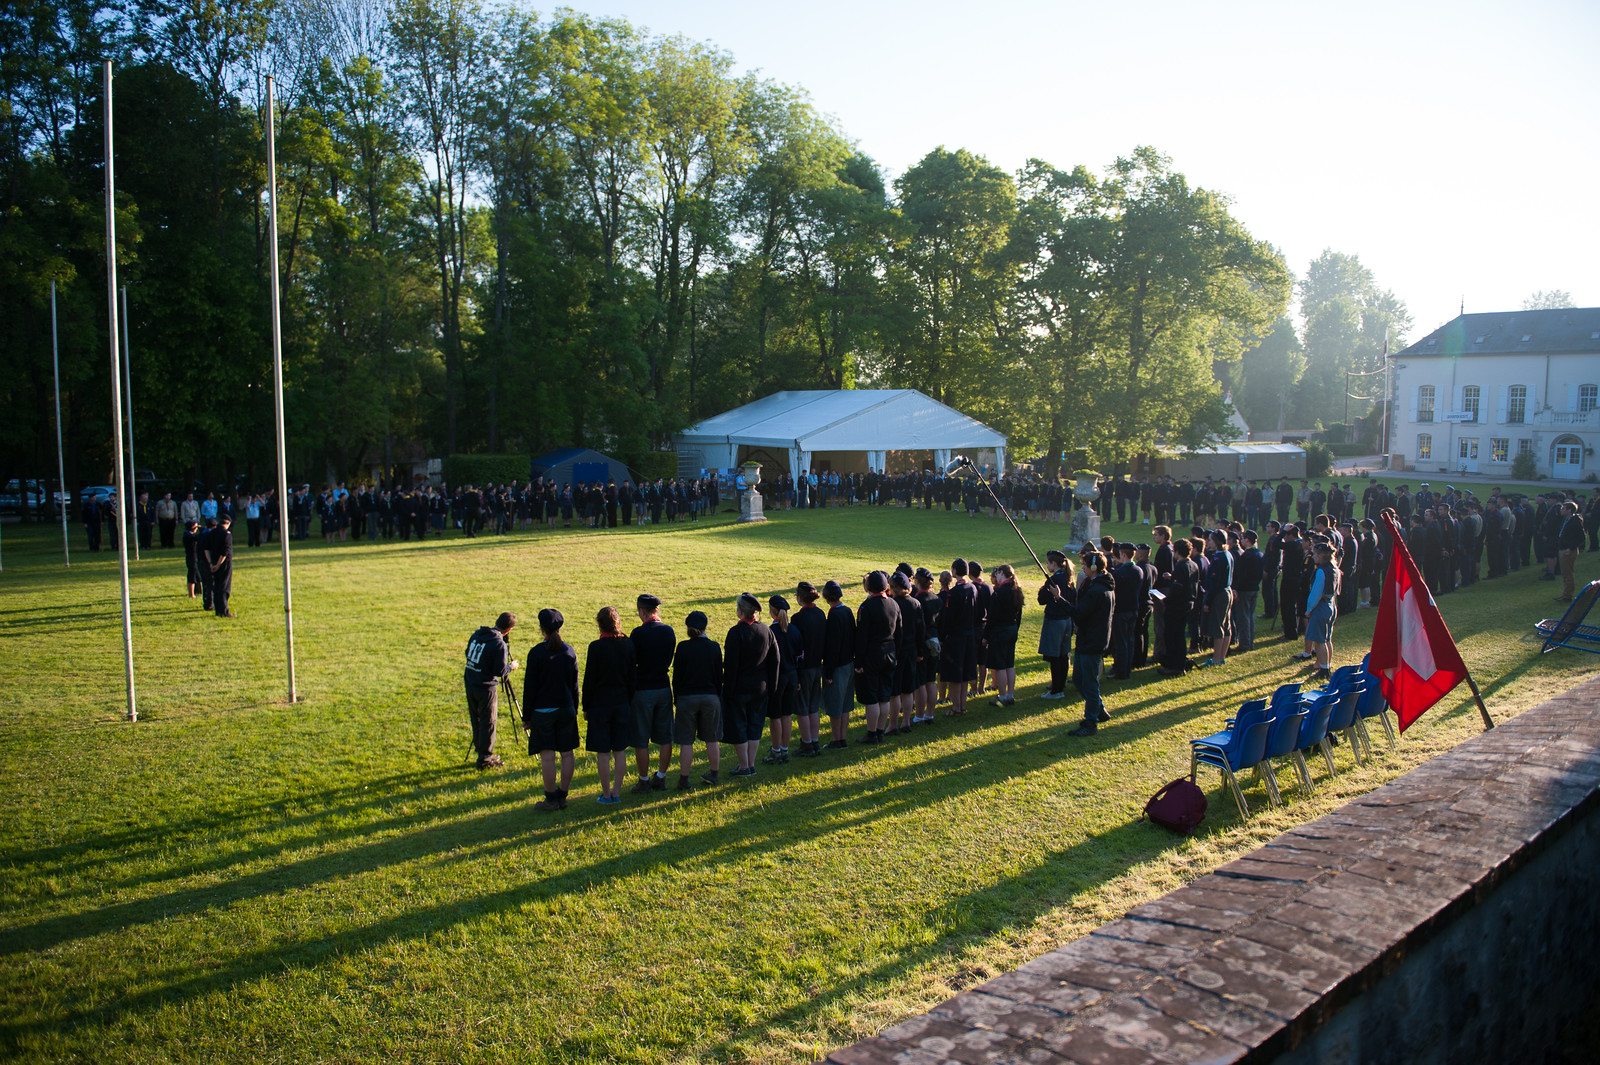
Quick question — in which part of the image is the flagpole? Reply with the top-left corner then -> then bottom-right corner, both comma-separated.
104,60 -> 137,723
52,281 -> 71,566
1462,671 -> 1495,730
266,76 -> 298,704
121,285 -> 138,561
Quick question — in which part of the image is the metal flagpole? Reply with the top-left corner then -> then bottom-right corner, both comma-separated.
104,61 -> 137,722
266,76 -> 297,703
1381,329 -> 1391,469
52,281 -> 70,566
120,285 -> 138,560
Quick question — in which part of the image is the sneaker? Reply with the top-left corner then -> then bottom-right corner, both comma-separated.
732,766 -> 756,777
650,774 -> 667,790
1311,668 -> 1331,683
700,770 -> 720,785
761,749 -> 781,764
597,794 -> 621,805
1068,723 -> 1098,737
1289,651 -> 1314,662
825,740 -> 848,750
1554,595 -> 1574,602
1096,708 -> 1110,723
534,797 -> 564,811
677,775 -> 691,790
476,754 -> 504,770
630,777 -> 654,794
1196,658 -> 1223,669
777,750 -> 791,763
1039,690 -> 1065,701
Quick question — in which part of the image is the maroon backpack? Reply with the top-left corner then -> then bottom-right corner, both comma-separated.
1142,777 -> 1208,834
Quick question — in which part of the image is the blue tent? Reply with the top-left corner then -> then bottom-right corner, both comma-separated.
529,447 -> 637,488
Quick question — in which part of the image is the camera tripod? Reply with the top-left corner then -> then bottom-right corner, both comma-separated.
462,673 -> 529,764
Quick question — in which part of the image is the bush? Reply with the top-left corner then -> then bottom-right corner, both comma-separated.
1510,451 -> 1539,481
443,454 -> 530,488
1302,441 -> 1334,478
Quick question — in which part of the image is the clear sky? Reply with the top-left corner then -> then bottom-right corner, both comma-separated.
547,0 -> 1599,340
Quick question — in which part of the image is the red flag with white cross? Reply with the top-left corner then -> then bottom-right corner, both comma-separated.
1369,513 -> 1470,732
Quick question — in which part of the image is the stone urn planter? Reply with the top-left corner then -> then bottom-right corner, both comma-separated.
738,462 -> 766,523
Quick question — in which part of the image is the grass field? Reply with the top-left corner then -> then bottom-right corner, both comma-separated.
1,503 -> 1595,1064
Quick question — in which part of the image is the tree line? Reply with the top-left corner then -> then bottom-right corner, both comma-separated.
3,0 -> 1408,496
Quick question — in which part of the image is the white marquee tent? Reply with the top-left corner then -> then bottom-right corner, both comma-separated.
674,389 -> 1007,483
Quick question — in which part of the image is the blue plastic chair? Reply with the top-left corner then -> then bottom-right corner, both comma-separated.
1290,689 -> 1341,794
1322,672 -> 1368,769
1194,719 -> 1274,818
1193,698 -> 1267,752
1259,704 -> 1311,806
1353,676 -> 1393,756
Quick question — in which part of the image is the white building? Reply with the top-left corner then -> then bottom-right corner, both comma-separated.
1390,308 -> 1599,481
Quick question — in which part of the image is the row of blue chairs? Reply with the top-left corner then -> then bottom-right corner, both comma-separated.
1188,658 -> 1395,818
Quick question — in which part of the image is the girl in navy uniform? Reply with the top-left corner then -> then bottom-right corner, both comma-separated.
583,607 -> 636,803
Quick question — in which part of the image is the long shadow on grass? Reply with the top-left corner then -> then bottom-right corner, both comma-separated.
0,666 -> 1247,978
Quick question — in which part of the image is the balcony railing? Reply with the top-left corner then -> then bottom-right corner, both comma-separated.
1532,409 -> 1599,428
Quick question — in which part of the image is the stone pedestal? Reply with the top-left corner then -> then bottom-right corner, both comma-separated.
1066,505 -> 1100,551
739,489 -> 767,523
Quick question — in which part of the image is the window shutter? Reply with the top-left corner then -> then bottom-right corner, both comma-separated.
1529,386 -> 1538,415
1409,387 -> 1419,422
1497,385 -> 1508,424
1455,386 -> 1464,414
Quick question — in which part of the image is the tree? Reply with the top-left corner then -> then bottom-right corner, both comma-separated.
1294,249 -> 1409,428
1522,289 -> 1574,310
1224,317 -> 1304,432
1091,147 -> 1289,463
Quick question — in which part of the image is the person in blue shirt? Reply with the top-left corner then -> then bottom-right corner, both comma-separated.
1303,541 -> 1339,683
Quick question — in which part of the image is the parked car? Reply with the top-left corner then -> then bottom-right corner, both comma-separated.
1,479 -> 69,515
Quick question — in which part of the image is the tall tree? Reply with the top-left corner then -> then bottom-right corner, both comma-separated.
1295,249 -> 1409,428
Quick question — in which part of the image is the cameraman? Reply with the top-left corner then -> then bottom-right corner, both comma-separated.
464,612 -> 517,769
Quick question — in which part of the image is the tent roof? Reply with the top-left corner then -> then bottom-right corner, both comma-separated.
676,390 -> 1006,452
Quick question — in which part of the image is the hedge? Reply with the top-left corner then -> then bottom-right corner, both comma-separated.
443,454 -> 531,487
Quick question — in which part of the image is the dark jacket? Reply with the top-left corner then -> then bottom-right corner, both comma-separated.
985,580 -> 1025,630
1235,548 -> 1265,594
895,592 -> 925,662
629,618 -> 676,690
855,594 -> 902,670
582,635 -> 636,711
1111,562 -> 1142,615
940,579 -> 979,637
672,635 -> 722,697
723,618 -> 780,702
822,602 -> 856,672
1041,569 -> 1075,620
793,603 -> 827,672
464,625 -> 511,688
523,639 -> 578,712
773,622 -> 803,675
1071,573 -> 1116,654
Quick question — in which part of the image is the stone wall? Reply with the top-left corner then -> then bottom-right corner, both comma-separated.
826,676 -> 1600,1065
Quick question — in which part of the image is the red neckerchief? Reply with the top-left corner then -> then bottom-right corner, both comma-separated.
600,631 -> 622,639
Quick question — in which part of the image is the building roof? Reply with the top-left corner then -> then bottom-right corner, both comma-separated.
1160,442 -> 1305,458
1395,308 -> 1600,359
675,390 -> 1006,452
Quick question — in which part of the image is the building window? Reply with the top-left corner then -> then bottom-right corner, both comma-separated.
1491,438 -> 1509,462
1462,385 -> 1480,422
1582,384 -> 1598,413
1418,385 -> 1435,422
1518,438 -> 1534,455
1508,384 -> 1528,424
1417,434 -> 1432,461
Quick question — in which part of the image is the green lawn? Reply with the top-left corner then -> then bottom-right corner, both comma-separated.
0,506 -> 1594,1064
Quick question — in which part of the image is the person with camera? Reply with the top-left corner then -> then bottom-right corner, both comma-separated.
1036,550 -> 1076,700
464,612 -> 517,770
523,609 -> 578,810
